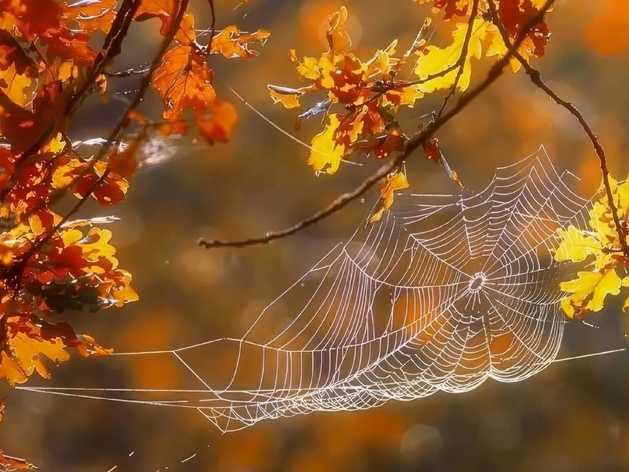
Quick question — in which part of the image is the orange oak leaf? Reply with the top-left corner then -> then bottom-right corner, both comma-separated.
326,6 -> 352,54
196,99 -> 238,144
63,0 -> 117,34
0,332 -> 70,386
0,0 -> 62,41
210,26 -> 270,59
152,44 -> 216,120
73,162 -> 129,206
107,140 -> 140,178
0,82 -> 67,154
135,0 -> 196,44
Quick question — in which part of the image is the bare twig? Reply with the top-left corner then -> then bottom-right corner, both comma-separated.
486,0 -> 629,256
198,0 -> 555,249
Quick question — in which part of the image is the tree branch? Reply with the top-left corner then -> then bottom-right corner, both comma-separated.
198,0 -> 555,250
0,0 -> 141,204
6,0 -> 191,292
486,0 -> 629,256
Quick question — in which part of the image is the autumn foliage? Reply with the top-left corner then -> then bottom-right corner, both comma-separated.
267,0 -> 552,218
1,0 -> 628,468
0,0 -> 269,466
555,178 -> 629,318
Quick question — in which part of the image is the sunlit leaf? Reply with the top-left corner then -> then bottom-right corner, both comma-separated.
308,113 -> 345,174
210,26 -> 270,59
326,6 -> 352,54
414,19 -> 488,93
152,45 -> 216,120
560,269 -> 622,318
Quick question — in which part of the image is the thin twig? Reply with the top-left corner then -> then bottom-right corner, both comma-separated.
486,0 -> 629,256
198,0 -> 555,249
105,67 -> 150,77
436,0 -> 480,118
207,0 -> 217,53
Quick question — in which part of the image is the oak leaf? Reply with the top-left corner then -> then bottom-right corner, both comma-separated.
152,45 -> 216,120
135,0 -> 196,44
196,99 -> 238,144
107,140 -> 140,179
63,0 -> 116,34
308,113 -> 345,174
560,269 -> 622,318
210,26 -> 270,59
326,6 -> 352,54
414,18 -> 488,93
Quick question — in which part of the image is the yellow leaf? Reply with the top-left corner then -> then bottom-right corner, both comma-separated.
46,132 -> 65,153
0,242 -> 12,265
560,269 -> 622,317
79,228 -> 117,262
365,40 -> 399,77
268,85 -> 305,109
0,351 -> 27,386
484,23 -> 524,73
110,269 -> 139,308
618,176 -> 629,216
414,19 -> 488,93
554,225 -> 603,263
370,172 -> 410,223
52,159 -> 84,189
317,53 -> 336,90
308,113 -> 344,174
0,63 -> 32,106
384,86 -> 424,108
4,333 -> 71,384
28,213 -> 45,236
289,50 -> 320,80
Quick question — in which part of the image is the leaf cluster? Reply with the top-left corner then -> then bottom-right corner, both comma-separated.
268,0 -> 551,219
0,4 -> 268,465
555,177 -> 629,318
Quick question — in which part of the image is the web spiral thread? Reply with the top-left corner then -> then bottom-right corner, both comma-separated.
18,147 -> 592,433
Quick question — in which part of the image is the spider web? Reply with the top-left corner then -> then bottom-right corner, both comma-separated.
18,146 -> 594,433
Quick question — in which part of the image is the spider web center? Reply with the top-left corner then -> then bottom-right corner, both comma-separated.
468,272 -> 487,292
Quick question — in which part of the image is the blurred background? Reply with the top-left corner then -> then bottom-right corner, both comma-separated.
3,0 -> 629,470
